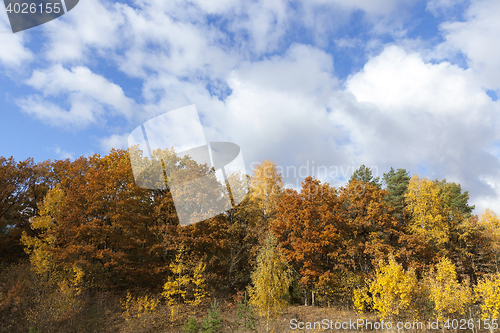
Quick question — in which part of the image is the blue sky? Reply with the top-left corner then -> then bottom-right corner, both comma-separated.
1,0 -> 500,214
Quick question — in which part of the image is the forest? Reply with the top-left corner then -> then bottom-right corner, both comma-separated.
1,148 -> 500,332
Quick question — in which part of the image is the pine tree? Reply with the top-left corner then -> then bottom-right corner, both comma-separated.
200,299 -> 222,333
434,180 -> 475,218
383,167 -> 411,226
349,165 -> 382,189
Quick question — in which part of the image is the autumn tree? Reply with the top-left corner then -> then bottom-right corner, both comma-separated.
426,257 -> 471,322
477,209 -> 500,273
405,175 -> 450,258
21,149 -> 167,289
20,185 -> 80,286
272,177 -> 341,306
162,245 -> 209,318
475,273 -> 500,324
0,157 -> 52,263
249,160 -> 284,225
248,233 -> 292,332
336,179 -> 403,275
272,177 -> 402,306
354,255 -> 419,321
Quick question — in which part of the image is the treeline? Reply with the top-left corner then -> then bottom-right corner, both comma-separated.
1,150 -> 500,331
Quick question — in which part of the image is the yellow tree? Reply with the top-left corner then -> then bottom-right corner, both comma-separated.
475,273 -> 500,324
354,255 -> 418,321
162,245 -> 209,318
21,185 -> 64,281
478,209 -> 500,273
405,175 -> 450,252
427,257 -> 471,322
248,233 -> 292,332
21,185 -> 84,289
249,160 -> 283,224
20,185 -> 84,328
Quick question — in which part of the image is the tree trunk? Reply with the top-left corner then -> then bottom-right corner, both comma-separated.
304,287 -> 307,306
311,289 -> 315,306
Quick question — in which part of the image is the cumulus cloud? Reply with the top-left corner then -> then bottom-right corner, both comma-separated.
215,44 -> 346,184
17,94 -> 102,128
99,133 -> 129,152
344,45 -> 500,213
53,145 -> 75,160
438,0 -> 500,90
18,64 -> 135,128
0,11 -> 33,68
42,0 -> 125,63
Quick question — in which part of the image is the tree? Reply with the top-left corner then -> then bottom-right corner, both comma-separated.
426,257 -> 471,322
479,210 -> 500,271
162,245 -> 209,318
200,299 -> 223,333
336,179 -> 403,275
20,185 -> 73,285
22,149 -> 166,289
475,273 -> 500,324
405,175 -> 450,252
273,177 -> 403,306
349,165 -> 382,189
354,255 -> 419,321
435,180 -> 474,218
272,177 -> 341,306
248,233 -> 292,332
0,157 -> 52,263
383,167 -> 411,226
249,160 -> 283,224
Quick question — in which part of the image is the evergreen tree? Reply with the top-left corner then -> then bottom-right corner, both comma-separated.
434,180 -> 475,218
383,168 -> 411,225
349,165 -> 382,189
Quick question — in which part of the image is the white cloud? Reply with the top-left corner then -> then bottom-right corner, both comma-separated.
17,94 -> 102,128
99,133 -> 129,152
438,0 -> 500,90
0,12 -> 33,67
53,145 -> 75,159
312,0 -> 409,15
216,44 -> 347,184
343,45 -> 500,214
19,64 -> 135,128
4,0 -> 500,216
42,0 -> 125,63
347,45 -> 491,120
426,0 -> 467,17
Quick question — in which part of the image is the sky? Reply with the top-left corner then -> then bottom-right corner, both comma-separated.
1,0 -> 500,215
